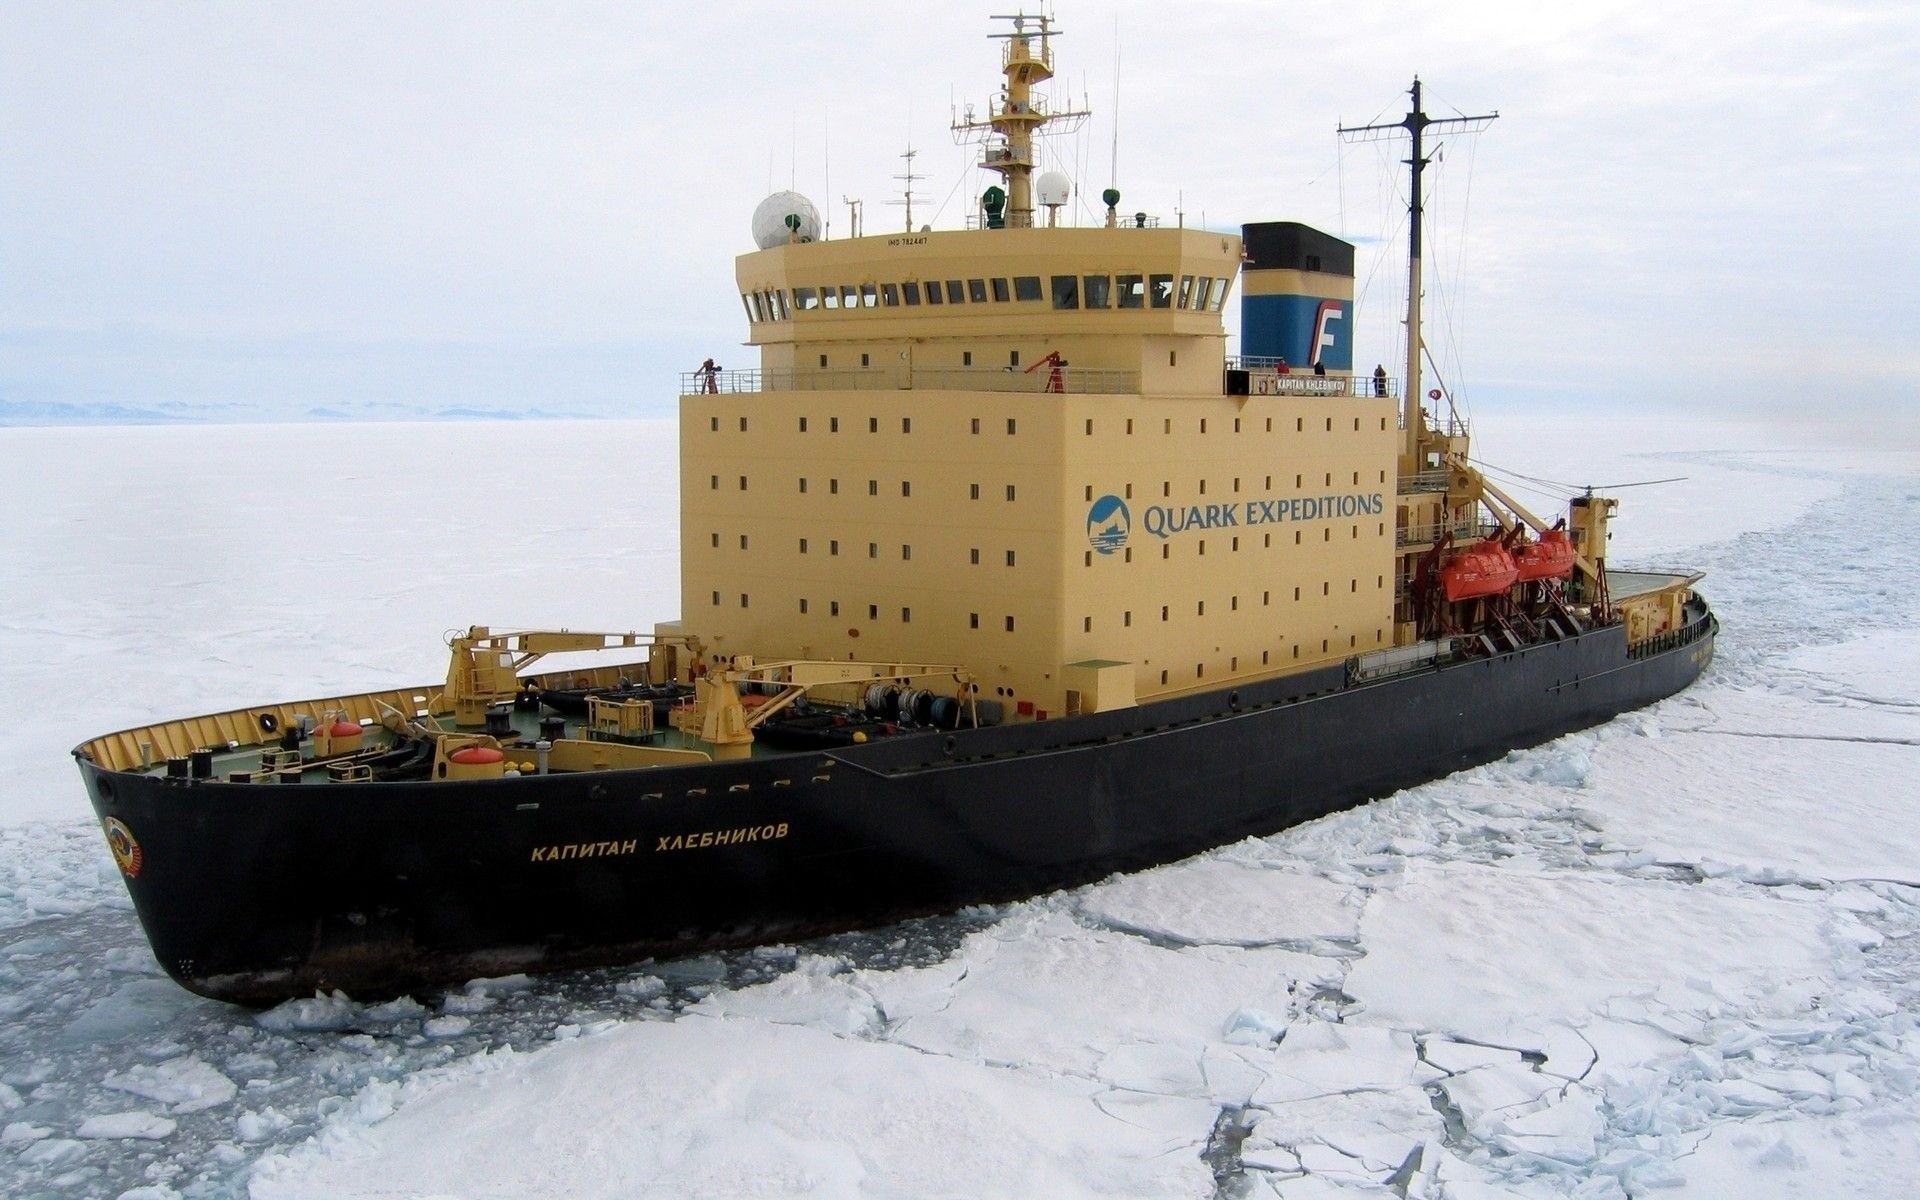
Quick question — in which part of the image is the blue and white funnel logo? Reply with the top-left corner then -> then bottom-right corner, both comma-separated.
1087,494 -> 1131,555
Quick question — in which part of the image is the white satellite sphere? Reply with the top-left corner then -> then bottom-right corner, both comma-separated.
751,191 -> 821,249
1035,170 -> 1072,207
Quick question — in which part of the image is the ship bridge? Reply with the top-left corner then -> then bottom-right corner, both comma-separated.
732,225 -> 1243,397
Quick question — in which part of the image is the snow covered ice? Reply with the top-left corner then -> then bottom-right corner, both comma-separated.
2,417 -> 1918,1198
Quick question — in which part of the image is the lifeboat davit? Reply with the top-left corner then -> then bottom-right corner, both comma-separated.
1514,528 -> 1577,582
1440,538 -> 1520,601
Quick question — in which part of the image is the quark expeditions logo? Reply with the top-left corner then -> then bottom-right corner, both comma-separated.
103,817 -> 143,878
1140,491 -> 1387,540
1086,495 -> 1131,554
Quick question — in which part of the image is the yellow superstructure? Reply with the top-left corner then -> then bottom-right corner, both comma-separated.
670,11 -> 1681,728
682,223 -> 1399,717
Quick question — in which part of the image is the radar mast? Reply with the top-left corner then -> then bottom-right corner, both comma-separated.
952,11 -> 1089,228
1340,81 -> 1497,460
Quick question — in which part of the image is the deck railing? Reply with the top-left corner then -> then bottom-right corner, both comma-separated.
1396,518 -> 1496,547
681,366 -> 1139,396
1224,358 -> 1394,399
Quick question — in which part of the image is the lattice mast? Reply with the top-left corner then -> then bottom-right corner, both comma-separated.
952,11 -> 1089,228
1340,81 -> 1497,457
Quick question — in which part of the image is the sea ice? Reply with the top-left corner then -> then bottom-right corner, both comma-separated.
1077,857 -> 1362,946
100,1056 -> 236,1114
248,1017 -> 1219,1200
76,1111 -> 177,1140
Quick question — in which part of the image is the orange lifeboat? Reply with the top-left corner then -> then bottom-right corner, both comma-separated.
1514,528 -> 1576,582
1440,538 -> 1520,601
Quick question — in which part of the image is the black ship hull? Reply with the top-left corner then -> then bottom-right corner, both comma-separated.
77,601 -> 1715,1005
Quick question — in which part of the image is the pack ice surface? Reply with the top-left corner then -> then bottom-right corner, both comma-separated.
1,416 -> 1917,1200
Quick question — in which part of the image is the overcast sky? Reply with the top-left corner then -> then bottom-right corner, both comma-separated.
3,1 -> 1916,428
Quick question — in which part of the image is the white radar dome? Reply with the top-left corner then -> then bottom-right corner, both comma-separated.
1035,171 -> 1072,207
751,191 -> 821,249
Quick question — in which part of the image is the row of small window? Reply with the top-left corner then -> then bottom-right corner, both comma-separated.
712,533 -> 1020,565
741,273 -> 1234,322
709,472 -> 1386,498
711,475 -> 1021,500
709,579 -> 1385,622
1081,525 -> 1388,566
714,415 -> 1023,434
709,527 -> 1384,563
711,593 -> 1017,632
711,413 -> 1387,436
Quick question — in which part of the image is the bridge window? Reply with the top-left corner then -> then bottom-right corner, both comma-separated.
860,284 -> 877,308
946,280 -> 965,303
1050,275 -> 1079,309
882,283 -> 900,306
1178,275 -> 1196,308
925,282 -> 945,306
744,293 -> 761,322
969,279 -> 988,302
1150,274 -> 1174,307
1014,275 -> 1042,301
1117,274 -> 1145,308
794,287 -> 818,310
1211,278 -> 1232,311
822,288 -> 840,310
1083,275 -> 1111,309
1194,278 -> 1213,310
991,277 -> 1010,301
902,282 -> 921,305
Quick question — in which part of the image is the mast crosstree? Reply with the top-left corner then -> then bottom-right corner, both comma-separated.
1340,81 -> 1496,457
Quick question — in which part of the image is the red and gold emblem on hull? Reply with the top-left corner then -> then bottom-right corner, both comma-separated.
103,817 -> 144,878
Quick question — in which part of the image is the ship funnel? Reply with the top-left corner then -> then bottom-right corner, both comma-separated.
1240,222 -> 1356,370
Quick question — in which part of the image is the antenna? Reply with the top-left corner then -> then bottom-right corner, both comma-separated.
1109,16 -> 1120,191
1340,80 -> 1497,459
843,196 -> 863,239
888,145 -> 925,233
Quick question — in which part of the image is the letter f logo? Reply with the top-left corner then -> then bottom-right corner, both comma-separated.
1311,300 -> 1345,367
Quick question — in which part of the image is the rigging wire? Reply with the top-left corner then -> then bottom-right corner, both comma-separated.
1468,456 -> 1689,496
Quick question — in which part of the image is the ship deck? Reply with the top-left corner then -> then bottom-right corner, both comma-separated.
1608,568 -> 1705,600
